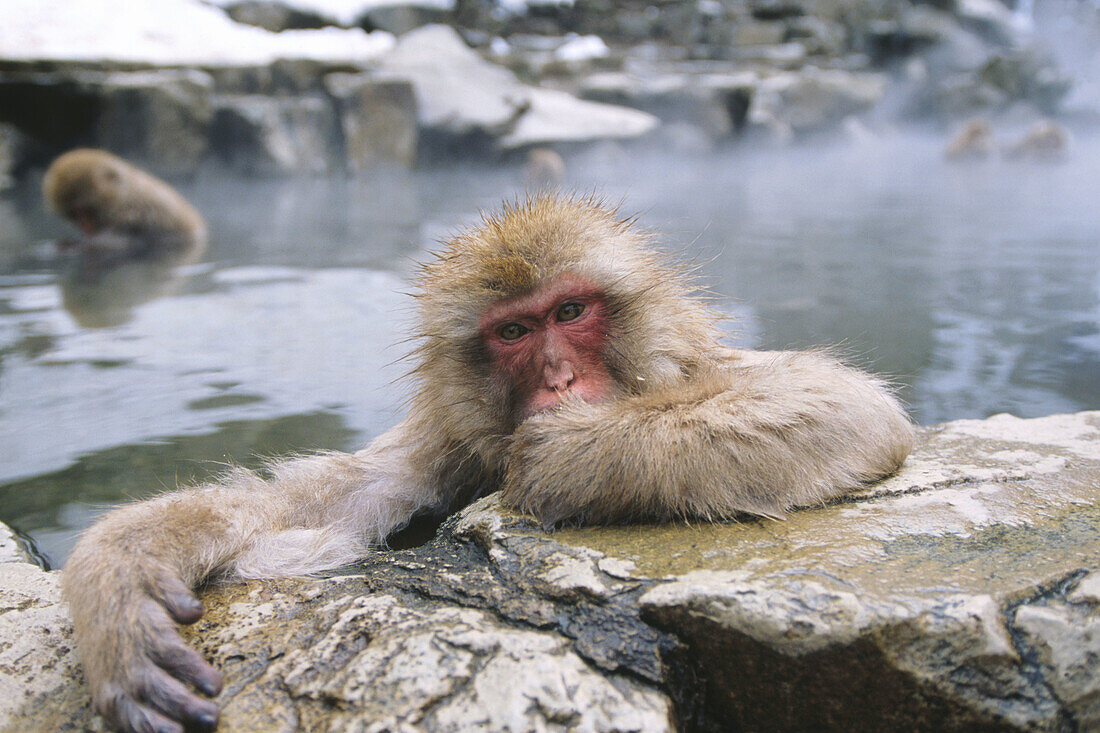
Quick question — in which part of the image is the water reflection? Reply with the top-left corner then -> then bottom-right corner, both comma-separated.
0,412 -> 359,566
0,266 -> 409,486
0,136 -> 1097,566
59,251 -> 201,329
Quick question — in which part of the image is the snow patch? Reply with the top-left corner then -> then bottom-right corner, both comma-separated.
0,0 -> 394,66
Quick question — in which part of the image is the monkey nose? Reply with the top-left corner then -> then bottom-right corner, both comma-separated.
544,361 -> 575,392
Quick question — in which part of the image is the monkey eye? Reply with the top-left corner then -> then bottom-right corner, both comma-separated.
498,323 -> 529,341
557,303 -> 584,322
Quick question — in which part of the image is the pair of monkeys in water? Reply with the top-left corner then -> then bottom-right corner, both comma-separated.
49,151 -> 915,733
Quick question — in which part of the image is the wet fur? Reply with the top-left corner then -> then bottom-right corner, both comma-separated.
63,193 -> 913,731
43,148 -> 207,259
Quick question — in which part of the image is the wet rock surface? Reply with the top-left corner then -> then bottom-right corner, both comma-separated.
2,411 -> 1099,731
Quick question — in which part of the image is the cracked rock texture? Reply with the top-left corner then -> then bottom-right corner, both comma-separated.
1,411 -> 1098,731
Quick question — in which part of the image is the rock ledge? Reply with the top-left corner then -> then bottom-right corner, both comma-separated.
1,411 -> 1098,731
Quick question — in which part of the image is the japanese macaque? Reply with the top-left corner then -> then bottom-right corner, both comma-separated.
43,148 -> 207,262
43,149 -> 208,327
1002,120 -> 1069,163
522,148 -> 566,189
944,118 -> 993,161
63,194 -> 914,732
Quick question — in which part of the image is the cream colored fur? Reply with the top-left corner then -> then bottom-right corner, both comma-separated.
62,194 -> 914,732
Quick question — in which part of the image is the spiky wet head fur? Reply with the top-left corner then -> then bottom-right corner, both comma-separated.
408,194 -> 723,472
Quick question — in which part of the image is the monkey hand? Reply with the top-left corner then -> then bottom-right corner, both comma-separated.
503,401 -> 632,528
63,552 -> 223,733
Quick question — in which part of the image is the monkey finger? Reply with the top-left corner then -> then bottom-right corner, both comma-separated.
533,504 -> 575,530
114,693 -> 184,733
152,574 -> 204,624
151,640 -> 224,697
139,669 -> 220,731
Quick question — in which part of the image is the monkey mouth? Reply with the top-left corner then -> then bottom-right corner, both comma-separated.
522,390 -> 569,418
522,384 -> 606,418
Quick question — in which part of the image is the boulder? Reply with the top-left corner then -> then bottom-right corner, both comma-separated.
578,70 -> 756,141
324,73 -> 419,171
787,15 -> 848,57
374,25 -> 657,157
731,41 -> 809,68
212,0 -> 454,35
209,93 -> 340,175
0,68 -> 214,176
748,66 -> 887,137
2,411 -> 1099,730
732,20 -> 788,47
377,26 -> 525,138
500,85 -> 658,149
976,51 -> 1073,114
917,49 -> 1074,122
93,70 -> 215,176
0,562 -> 83,729
356,2 -> 454,36
861,6 -> 986,68
954,0 -> 1022,47
219,0 -> 333,32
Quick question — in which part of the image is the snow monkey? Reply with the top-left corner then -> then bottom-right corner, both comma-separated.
63,194 -> 914,732
43,148 -> 207,260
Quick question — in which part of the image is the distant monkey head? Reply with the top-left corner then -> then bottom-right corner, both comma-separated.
43,149 -> 128,234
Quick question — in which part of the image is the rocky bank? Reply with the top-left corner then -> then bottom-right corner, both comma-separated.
1,0 -> 1096,183
1,410 -> 1098,731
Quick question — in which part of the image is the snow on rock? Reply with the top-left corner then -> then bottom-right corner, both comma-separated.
0,0 -> 394,66
377,25 -> 658,147
205,0 -> 456,27
553,34 -> 609,62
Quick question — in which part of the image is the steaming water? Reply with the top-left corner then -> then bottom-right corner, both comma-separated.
1,135 -> 1097,567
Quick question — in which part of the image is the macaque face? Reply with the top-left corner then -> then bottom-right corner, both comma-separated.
479,273 -> 616,419
69,206 -> 101,235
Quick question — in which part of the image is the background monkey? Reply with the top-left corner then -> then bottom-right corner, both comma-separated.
43,149 -> 208,327
944,118 -> 994,161
63,194 -> 914,732
522,147 -> 566,189
43,148 -> 207,261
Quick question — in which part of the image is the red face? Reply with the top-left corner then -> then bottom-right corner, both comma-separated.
479,273 -> 616,419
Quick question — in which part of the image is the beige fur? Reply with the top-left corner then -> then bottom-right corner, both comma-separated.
63,193 -> 914,731
43,148 -> 207,258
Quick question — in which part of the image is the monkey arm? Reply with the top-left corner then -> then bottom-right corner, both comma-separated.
62,420 -> 440,733
502,350 -> 915,527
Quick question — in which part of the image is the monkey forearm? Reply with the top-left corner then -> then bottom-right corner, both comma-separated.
61,428 -> 440,732
67,446 -> 436,591
504,351 -> 914,525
